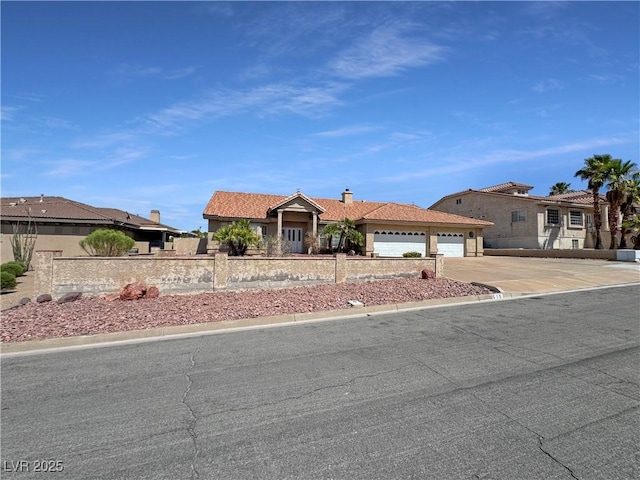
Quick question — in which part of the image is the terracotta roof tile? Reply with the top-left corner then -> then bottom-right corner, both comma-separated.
203,191 -> 492,226
478,181 -> 534,192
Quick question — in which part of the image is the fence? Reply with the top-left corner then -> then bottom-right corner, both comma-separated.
33,252 -> 443,298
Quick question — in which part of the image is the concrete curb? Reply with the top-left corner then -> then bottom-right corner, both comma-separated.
1,292 -> 518,355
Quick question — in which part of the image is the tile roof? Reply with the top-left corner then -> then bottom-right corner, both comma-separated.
1,196 -> 180,232
478,181 -> 534,192
203,191 -> 493,227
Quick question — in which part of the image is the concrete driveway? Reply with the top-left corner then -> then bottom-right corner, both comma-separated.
444,256 -> 640,294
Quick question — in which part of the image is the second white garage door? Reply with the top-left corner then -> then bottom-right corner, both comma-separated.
436,232 -> 464,257
373,231 -> 427,257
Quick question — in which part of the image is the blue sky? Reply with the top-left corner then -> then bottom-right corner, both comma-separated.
2,1 -> 638,231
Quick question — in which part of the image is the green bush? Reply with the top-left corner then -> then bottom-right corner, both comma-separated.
1,271 -> 17,290
79,229 -> 136,256
5,261 -> 27,275
0,263 -> 24,277
402,251 -> 422,258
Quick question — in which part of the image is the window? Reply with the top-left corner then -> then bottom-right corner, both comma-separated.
572,239 -> 579,249
516,189 -> 527,195
546,209 -> 560,225
511,210 -> 526,223
569,210 -> 583,227
456,198 -> 462,204
260,226 -> 267,237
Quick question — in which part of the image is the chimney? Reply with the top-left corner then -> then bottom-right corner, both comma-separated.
341,188 -> 353,205
150,209 -> 160,224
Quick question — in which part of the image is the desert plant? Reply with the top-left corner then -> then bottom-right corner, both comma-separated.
402,251 -> 422,258
7,261 -> 28,274
10,217 -> 37,269
1,271 -> 17,291
304,231 -> 320,254
0,263 -> 25,277
79,229 -> 136,256
213,219 -> 260,256
261,235 -> 293,256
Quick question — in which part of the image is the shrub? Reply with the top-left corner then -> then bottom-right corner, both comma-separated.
0,263 -> 24,277
5,261 -> 27,275
79,229 -> 136,256
1,271 -> 17,290
402,251 -> 422,258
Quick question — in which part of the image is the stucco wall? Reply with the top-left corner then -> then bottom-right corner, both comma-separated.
33,252 -> 442,298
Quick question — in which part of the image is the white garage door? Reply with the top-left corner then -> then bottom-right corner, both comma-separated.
373,231 -> 426,257
436,232 -> 464,257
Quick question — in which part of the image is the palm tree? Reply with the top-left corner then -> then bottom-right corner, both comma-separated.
617,171 -> 640,249
322,218 -> 363,253
574,154 -> 612,249
213,219 -> 260,256
604,159 -> 637,249
548,182 -> 573,196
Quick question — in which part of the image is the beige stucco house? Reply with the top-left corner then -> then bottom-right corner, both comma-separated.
429,181 -> 617,249
203,189 -> 492,257
0,195 -> 181,263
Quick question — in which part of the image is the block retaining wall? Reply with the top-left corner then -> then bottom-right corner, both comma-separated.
484,248 -> 618,260
34,252 -> 442,298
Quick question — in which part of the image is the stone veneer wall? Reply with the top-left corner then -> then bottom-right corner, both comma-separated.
33,252 -> 442,298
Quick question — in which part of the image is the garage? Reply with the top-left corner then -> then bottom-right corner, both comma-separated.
373,231 -> 426,257
436,232 -> 464,257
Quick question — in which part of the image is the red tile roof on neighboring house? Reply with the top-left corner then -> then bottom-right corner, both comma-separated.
203,191 -> 493,226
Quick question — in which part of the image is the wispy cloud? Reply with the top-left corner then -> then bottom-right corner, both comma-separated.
313,125 -> 379,138
139,82 -> 347,132
111,64 -> 198,81
43,159 -> 97,177
329,24 -> 446,80
383,134 -> 637,183
532,78 -> 562,93
1,106 -> 22,121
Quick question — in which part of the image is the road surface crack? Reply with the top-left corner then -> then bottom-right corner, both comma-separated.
182,347 -> 201,480
538,436 -> 580,479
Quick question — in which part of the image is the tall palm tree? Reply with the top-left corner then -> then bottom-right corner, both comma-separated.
575,154 -> 612,249
548,182 -> 572,196
604,159 -> 637,249
616,171 -> 640,249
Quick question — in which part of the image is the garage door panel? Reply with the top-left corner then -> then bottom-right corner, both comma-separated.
436,232 -> 464,257
373,232 -> 426,257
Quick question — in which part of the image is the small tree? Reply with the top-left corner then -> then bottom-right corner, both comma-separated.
212,219 -> 260,256
323,218 -> 364,253
262,235 -> 293,256
10,217 -> 37,269
79,229 -> 136,256
304,231 -> 320,254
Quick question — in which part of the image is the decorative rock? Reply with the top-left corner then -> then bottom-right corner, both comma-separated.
120,283 -> 147,301
36,294 -> 53,303
421,269 -> 436,280
18,297 -> 31,306
145,286 -> 160,299
57,292 -> 83,304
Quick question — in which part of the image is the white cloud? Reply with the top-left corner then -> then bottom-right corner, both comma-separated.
43,159 -> 96,177
111,64 -> 198,81
329,24 -> 446,80
532,78 -> 562,93
313,125 -> 379,138
1,106 -> 21,121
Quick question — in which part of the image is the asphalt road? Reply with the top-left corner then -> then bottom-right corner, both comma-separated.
1,286 -> 638,480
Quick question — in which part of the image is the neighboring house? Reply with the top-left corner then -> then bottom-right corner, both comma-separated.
203,189 -> 493,257
429,181 -> 616,249
0,195 -> 181,263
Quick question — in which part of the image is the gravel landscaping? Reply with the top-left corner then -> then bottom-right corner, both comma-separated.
0,278 -> 491,343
